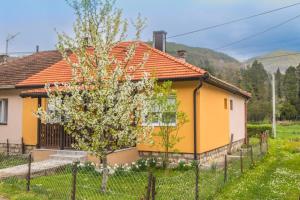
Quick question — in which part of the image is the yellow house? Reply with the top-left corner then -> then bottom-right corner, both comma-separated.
0,32 -> 250,162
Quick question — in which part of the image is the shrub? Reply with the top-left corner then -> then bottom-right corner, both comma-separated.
147,158 -> 157,169
247,124 -> 272,138
78,161 -> 96,173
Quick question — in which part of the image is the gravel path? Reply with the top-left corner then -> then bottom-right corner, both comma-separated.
0,160 -> 72,179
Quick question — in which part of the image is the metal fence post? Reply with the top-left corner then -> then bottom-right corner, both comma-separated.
195,160 -> 199,200
240,150 -> 243,174
71,162 -> 78,200
224,154 -> 228,183
151,176 -> 156,200
146,171 -> 153,200
26,153 -> 32,191
6,139 -> 9,156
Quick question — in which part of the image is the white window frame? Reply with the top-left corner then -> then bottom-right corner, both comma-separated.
143,96 -> 177,127
0,99 -> 8,125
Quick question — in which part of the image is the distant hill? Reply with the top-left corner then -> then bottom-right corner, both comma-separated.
165,42 -> 241,70
162,42 -> 242,84
244,50 -> 300,73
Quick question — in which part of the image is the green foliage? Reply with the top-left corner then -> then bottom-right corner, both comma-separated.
275,68 -> 282,98
247,124 -> 272,137
240,60 -> 272,122
283,66 -> 298,105
279,102 -> 298,120
175,160 -> 191,171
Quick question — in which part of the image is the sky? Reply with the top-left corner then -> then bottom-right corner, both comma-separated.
1,0 -> 300,61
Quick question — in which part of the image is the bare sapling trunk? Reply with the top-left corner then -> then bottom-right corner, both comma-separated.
101,155 -> 109,193
163,146 -> 169,169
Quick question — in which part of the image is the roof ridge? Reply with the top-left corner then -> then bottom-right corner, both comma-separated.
0,50 -> 60,67
139,42 -> 206,75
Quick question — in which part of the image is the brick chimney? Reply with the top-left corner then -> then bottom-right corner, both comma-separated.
153,31 -> 167,52
0,55 -> 8,63
177,50 -> 187,61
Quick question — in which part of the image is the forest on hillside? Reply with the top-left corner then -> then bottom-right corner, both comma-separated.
165,42 -> 300,122
218,60 -> 300,122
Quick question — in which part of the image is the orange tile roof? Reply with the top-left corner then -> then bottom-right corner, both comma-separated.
17,42 -> 206,87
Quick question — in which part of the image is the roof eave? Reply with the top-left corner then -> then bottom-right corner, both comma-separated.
205,75 -> 251,99
0,85 -> 15,89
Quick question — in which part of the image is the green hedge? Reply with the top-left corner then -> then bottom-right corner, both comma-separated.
247,124 -> 272,138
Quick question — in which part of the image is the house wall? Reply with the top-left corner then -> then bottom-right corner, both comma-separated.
198,82 -> 230,153
22,97 -> 47,146
137,81 -> 232,154
137,80 -> 198,154
0,89 -> 23,144
229,94 -> 246,142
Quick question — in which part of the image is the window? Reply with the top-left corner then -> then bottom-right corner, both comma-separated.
230,99 -> 233,110
0,99 -> 8,124
144,96 -> 177,126
224,98 -> 228,109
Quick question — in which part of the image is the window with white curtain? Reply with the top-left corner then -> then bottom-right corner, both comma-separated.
0,99 -> 8,124
144,96 -> 177,126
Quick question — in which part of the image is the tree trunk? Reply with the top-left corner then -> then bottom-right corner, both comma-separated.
101,155 -> 109,193
163,146 -> 169,169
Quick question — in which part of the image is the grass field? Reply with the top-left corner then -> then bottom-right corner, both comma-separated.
215,124 -> 300,200
0,124 -> 298,200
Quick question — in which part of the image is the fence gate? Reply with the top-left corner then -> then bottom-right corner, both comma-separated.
40,123 -> 75,149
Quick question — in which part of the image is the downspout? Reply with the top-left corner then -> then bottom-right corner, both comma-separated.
193,73 -> 209,160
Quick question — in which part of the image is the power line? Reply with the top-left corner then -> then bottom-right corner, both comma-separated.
231,37 -> 300,51
168,2 -> 300,39
216,13 -> 300,50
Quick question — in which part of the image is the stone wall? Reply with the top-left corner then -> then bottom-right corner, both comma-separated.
0,143 -> 22,155
139,139 -> 245,165
0,143 -> 36,155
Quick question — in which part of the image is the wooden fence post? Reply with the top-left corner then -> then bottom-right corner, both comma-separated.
26,153 -> 32,191
266,133 -> 269,153
151,176 -> 156,200
250,145 -> 254,165
228,134 -> 234,155
224,154 -> 228,183
21,137 -> 25,154
259,134 -> 263,155
240,150 -> 243,174
6,139 -> 9,156
71,162 -> 78,200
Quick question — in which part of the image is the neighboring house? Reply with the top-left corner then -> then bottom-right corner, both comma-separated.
0,51 -> 63,153
0,31 -> 250,162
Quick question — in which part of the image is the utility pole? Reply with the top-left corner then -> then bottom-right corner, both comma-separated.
5,32 -> 20,55
272,73 -> 277,138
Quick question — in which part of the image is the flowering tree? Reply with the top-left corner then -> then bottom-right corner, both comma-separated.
37,0 -> 154,192
151,81 -> 188,168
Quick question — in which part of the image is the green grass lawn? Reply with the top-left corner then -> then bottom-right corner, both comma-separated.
0,154 -> 28,169
0,124 -> 298,200
215,124 -> 300,200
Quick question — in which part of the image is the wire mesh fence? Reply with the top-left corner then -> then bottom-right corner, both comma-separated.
0,137 -> 269,200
